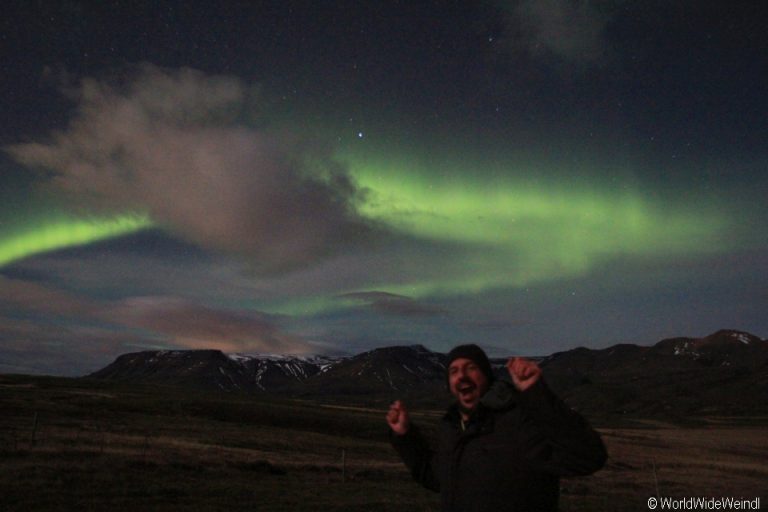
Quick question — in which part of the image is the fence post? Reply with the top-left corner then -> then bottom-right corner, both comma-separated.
31,411 -> 38,447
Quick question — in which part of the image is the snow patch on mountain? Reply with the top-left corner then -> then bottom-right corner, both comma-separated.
731,332 -> 751,344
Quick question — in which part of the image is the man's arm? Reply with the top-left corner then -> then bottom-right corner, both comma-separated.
387,401 -> 440,492
508,357 -> 607,476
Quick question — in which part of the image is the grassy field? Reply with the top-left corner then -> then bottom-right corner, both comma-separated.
1,374 -> 765,511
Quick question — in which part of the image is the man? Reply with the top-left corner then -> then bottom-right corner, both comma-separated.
386,344 -> 606,511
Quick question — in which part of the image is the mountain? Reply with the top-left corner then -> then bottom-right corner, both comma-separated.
89,350 -> 339,392
89,350 -> 252,391
538,329 -> 768,419
88,345 -> 444,396
295,345 -> 447,398
232,353 -> 339,391
650,330 -> 766,368
87,329 -> 768,418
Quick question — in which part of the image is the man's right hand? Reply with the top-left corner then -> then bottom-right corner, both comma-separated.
386,400 -> 410,435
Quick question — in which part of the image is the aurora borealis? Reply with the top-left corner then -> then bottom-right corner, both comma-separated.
349,156 -> 729,296
1,1 -> 767,375
0,213 -> 152,268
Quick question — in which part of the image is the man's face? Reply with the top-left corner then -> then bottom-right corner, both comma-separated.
448,357 -> 490,414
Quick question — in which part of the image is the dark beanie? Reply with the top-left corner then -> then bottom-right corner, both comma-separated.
446,344 -> 495,384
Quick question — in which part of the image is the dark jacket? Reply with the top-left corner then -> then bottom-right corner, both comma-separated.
390,379 -> 607,511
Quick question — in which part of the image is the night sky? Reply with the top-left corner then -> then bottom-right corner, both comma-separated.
2,1 -> 767,376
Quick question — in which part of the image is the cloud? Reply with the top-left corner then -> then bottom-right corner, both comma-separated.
502,0 -> 612,64
0,275 -> 313,356
0,275 -> 95,316
103,296 -> 311,354
6,64 -> 370,272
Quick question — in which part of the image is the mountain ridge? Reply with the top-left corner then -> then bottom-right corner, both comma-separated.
87,329 -> 768,418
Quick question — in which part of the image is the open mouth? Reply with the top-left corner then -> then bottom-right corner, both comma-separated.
457,383 -> 476,398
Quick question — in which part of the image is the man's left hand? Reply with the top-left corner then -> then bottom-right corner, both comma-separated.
506,357 -> 541,392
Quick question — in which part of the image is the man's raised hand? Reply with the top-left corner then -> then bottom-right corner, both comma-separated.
506,356 -> 542,392
386,400 -> 410,435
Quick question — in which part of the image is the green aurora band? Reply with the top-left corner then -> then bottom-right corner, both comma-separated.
0,152 -> 731,318
0,213 -> 153,268
248,155 -> 733,316
354,164 -> 726,291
